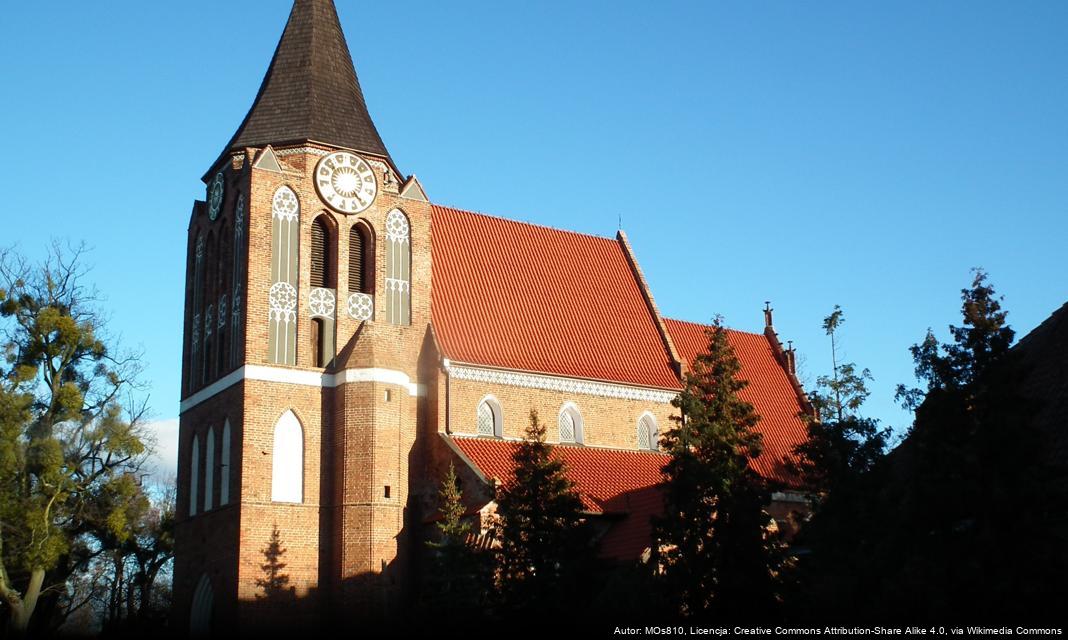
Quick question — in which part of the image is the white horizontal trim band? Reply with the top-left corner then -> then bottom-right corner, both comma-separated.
447,364 -> 678,404
179,365 -> 425,414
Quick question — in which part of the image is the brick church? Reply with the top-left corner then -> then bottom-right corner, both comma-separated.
174,0 -> 812,633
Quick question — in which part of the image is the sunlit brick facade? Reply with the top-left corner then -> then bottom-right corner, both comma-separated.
173,0 -> 812,634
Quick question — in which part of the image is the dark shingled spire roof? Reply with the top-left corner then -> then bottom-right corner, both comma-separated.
224,0 -> 391,162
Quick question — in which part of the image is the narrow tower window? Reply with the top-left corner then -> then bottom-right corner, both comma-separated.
189,434 -> 200,517
349,223 -> 374,294
271,410 -> 304,503
309,214 -> 336,367
311,318 -> 325,368
204,426 -> 215,512
311,216 -> 329,288
220,420 -> 231,506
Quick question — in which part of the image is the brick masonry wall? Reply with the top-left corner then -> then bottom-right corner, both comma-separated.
445,376 -> 680,450
173,384 -> 243,632
176,145 -> 435,632
175,143 -> 809,631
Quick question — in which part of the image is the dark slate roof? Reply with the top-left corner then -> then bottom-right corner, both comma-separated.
1011,301 -> 1068,467
223,0 -> 391,162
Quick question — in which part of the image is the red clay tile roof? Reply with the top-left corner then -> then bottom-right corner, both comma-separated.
450,436 -> 667,561
664,318 -> 807,486
430,205 -> 682,390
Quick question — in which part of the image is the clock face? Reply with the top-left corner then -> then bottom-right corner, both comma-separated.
208,172 -> 224,221
315,152 -> 377,214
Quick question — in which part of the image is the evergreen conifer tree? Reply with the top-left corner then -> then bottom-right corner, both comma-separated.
800,270 -> 1066,620
421,463 -> 491,622
493,410 -> 590,615
788,306 -> 888,620
652,317 -> 784,618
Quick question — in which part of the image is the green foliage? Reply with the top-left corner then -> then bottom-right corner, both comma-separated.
493,410 -> 592,614
89,482 -> 175,634
0,243 -> 152,633
798,270 -> 1066,620
652,317 -> 785,618
811,305 -> 873,423
895,269 -> 1016,410
793,306 -> 890,496
435,463 -> 469,542
419,463 -> 492,622
788,306 -> 889,620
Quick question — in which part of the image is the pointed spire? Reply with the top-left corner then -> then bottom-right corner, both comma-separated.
224,0 -> 392,163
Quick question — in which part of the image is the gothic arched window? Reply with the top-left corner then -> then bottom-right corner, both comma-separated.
189,574 -> 214,637
189,434 -> 200,517
204,426 -> 215,512
349,222 -> 374,295
309,214 -> 337,366
310,215 -> 335,289
271,410 -> 304,503
220,420 -> 231,506
638,413 -> 659,451
558,403 -> 584,444
477,396 -> 503,437
384,209 -> 411,326
269,187 -> 300,365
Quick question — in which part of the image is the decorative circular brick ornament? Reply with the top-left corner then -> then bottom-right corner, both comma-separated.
269,282 -> 298,322
385,209 -> 410,241
347,292 -> 373,321
208,172 -> 224,221
272,187 -> 299,221
309,288 -> 336,319
315,151 -> 377,214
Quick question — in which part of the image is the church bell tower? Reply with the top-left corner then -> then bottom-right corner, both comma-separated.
174,0 -> 433,633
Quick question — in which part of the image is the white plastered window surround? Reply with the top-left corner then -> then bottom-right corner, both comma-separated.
638,411 -> 659,451
476,395 -> 503,437
558,402 -> 584,444
271,410 -> 304,503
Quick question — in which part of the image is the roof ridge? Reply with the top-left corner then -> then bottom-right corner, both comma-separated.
616,230 -> 686,378
664,316 -> 767,339
431,203 -> 618,244
1014,299 -> 1068,352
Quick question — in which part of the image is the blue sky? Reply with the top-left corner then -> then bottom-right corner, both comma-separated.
2,1 -> 1066,464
